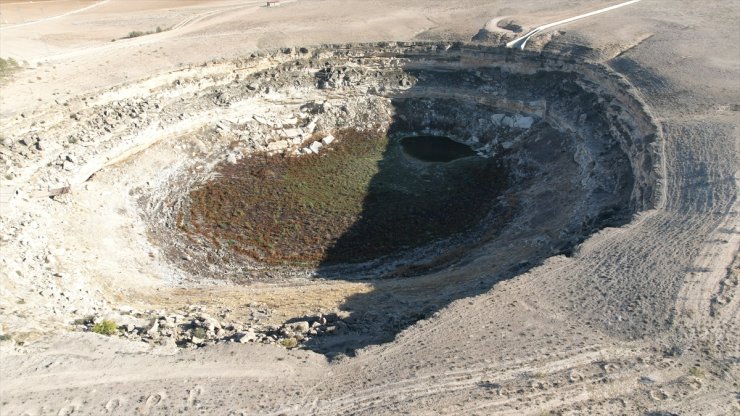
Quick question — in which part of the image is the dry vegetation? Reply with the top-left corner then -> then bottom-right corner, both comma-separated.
0,57 -> 20,81
116,26 -> 170,41
183,128 -> 508,265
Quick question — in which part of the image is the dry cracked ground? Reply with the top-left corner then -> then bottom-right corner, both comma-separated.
0,0 -> 738,415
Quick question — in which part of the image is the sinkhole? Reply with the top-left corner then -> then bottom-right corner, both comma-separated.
152,42 -> 662,286
134,42 -> 664,353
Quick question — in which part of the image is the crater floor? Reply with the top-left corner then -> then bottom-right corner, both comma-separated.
185,129 -> 507,266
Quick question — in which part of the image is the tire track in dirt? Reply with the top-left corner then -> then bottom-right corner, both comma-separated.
0,0 -> 112,31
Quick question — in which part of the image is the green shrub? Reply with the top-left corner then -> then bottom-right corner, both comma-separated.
0,57 -> 18,71
92,319 -> 118,336
689,366 -> 705,378
192,327 -> 207,339
279,338 -> 298,348
0,57 -> 20,80
122,26 -> 170,39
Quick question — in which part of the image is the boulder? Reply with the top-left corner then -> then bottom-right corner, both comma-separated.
252,115 -> 270,125
321,135 -> 335,146
514,116 -> 534,129
283,128 -> 303,139
146,320 -> 160,338
309,141 -> 323,154
289,321 -> 310,333
267,140 -> 290,151
236,330 -> 257,343
195,314 -> 221,332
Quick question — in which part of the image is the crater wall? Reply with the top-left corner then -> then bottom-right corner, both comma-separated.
0,42 -> 664,349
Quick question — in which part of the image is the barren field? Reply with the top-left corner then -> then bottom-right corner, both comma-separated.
0,0 -> 738,415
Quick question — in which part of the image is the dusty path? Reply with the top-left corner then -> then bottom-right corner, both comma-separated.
0,0 -> 110,29
18,2 -> 262,64
506,0 -> 643,49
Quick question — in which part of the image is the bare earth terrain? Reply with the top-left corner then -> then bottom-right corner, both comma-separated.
0,1 -> 738,415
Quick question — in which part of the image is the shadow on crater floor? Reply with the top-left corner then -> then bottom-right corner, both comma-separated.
301,55 -> 635,357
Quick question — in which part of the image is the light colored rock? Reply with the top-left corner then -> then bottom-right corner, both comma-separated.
117,305 -> 134,314
267,140 -> 289,151
252,115 -> 269,125
236,330 -> 257,343
283,128 -> 302,138
146,320 -> 160,337
321,135 -> 335,146
289,321 -> 310,333
514,116 -> 534,129
158,319 -> 174,329
193,139 -> 208,153
309,141 -> 323,154
491,114 -> 505,125
196,315 -> 221,332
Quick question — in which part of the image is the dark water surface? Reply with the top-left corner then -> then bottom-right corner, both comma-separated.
400,135 -> 477,162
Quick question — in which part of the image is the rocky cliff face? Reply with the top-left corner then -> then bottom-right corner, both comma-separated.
0,43 -> 661,351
